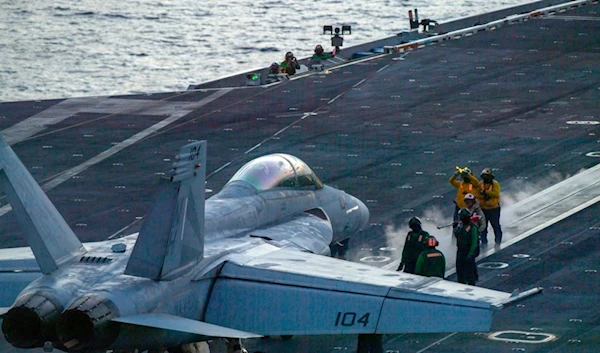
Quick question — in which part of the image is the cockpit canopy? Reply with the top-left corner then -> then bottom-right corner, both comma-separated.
227,154 -> 324,191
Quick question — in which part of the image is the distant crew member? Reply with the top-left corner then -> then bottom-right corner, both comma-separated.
280,51 -> 300,76
449,167 -> 480,223
454,208 -> 480,285
398,217 -> 430,274
463,193 -> 486,243
266,62 -> 280,83
414,236 -> 446,278
477,168 -> 503,246
312,44 -> 334,60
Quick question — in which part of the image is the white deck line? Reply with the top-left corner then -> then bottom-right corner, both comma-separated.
0,89 -> 232,218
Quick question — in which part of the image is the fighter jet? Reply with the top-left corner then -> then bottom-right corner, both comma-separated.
0,136 -> 540,353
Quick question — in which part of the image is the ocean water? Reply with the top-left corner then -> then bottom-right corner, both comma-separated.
0,0 -> 529,102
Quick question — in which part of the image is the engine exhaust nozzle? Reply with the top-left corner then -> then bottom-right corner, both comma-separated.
56,294 -> 120,351
1,292 -> 62,348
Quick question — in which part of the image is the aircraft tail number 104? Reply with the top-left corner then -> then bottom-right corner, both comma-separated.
334,312 -> 371,327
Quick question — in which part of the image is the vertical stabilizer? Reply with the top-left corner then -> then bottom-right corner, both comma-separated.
125,140 -> 206,280
0,135 -> 86,274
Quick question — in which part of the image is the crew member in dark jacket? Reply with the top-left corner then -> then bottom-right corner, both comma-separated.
454,208 -> 480,285
398,217 -> 430,274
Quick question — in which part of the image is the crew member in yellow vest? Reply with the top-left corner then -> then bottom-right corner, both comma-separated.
449,166 -> 480,224
477,168 -> 503,246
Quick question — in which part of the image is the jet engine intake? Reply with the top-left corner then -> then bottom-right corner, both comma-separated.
1,292 -> 62,348
56,294 -> 120,351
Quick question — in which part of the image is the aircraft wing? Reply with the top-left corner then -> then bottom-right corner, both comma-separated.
113,313 -> 262,339
205,246 -> 541,336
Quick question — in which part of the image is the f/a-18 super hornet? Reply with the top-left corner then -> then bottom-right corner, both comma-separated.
0,135 -> 540,353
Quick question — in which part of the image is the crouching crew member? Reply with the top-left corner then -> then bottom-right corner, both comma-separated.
414,236 -> 446,278
454,208 -> 480,285
398,217 -> 430,274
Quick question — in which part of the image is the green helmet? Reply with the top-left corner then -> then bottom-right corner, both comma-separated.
458,208 -> 471,221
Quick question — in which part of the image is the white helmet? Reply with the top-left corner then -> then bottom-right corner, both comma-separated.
464,193 -> 476,201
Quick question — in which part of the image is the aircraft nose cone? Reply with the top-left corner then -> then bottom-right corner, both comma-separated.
356,197 -> 370,231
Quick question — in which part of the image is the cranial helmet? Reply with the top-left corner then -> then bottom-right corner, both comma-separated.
464,193 -> 476,202
458,208 -> 471,221
481,167 -> 493,176
426,236 -> 439,248
408,216 -> 421,228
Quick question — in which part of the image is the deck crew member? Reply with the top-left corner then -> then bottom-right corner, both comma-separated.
414,236 -> 446,278
463,193 -> 486,244
454,208 -> 480,285
312,44 -> 334,60
266,62 -> 281,83
449,167 -> 480,224
280,51 -> 300,76
398,217 -> 430,274
477,167 -> 503,246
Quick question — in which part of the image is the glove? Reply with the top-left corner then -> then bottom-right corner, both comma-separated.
465,254 -> 474,262
470,215 -> 480,223
397,262 -> 405,272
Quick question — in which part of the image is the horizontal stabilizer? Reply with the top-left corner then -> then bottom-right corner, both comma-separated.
113,313 -> 261,339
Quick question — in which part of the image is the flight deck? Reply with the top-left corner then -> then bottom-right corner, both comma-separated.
1,0 -> 599,352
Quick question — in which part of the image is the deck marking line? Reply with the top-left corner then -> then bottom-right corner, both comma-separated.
0,90 -> 231,218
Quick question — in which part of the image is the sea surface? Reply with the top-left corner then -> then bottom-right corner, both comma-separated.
1,0 -> 530,102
